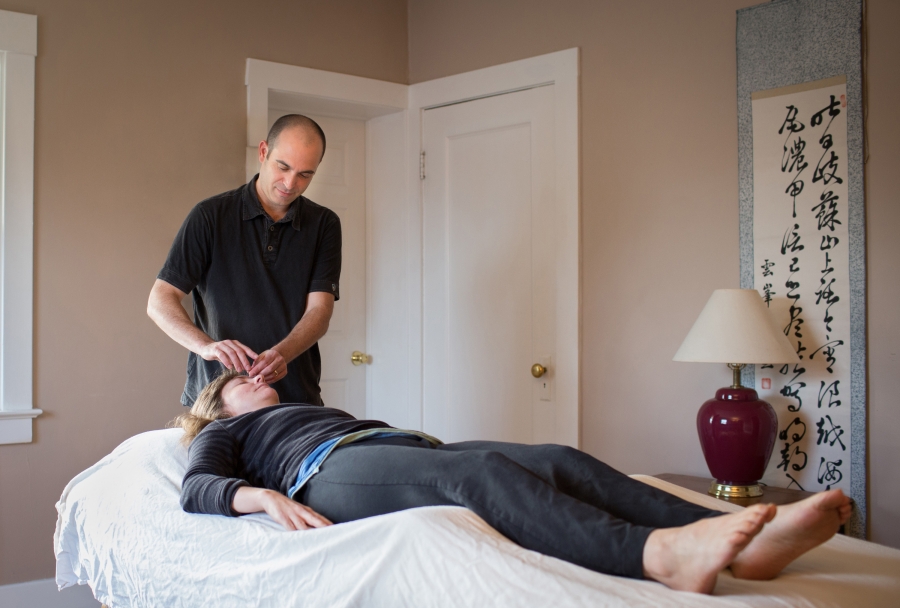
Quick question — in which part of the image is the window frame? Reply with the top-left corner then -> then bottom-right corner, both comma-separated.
0,9 -> 38,444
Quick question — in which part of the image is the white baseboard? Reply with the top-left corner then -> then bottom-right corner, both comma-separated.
0,578 -> 100,607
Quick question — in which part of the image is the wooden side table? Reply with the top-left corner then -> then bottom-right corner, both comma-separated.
653,473 -> 855,537
653,473 -> 817,507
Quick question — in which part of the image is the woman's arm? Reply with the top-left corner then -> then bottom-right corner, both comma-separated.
181,425 -> 250,516
232,487 -> 333,531
182,422 -> 332,529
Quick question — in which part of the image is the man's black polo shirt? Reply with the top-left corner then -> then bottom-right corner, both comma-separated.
158,175 -> 341,407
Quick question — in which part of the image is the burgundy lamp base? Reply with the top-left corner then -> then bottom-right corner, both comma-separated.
697,387 -> 778,499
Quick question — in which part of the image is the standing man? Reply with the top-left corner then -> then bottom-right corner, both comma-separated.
148,115 -> 340,407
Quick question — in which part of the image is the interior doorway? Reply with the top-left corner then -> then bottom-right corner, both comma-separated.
422,84 -> 558,444
245,49 -> 579,445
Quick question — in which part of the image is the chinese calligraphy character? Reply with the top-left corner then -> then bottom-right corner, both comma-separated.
782,137 -> 809,173
815,415 -> 846,450
810,96 -> 841,129
820,235 -> 840,250
810,339 -> 844,374
779,105 -> 806,134
762,283 -> 775,306
777,417 -> 808,473
780,364 -> 807,411
817,380 -> 841,408
817,457 -> 843,489
815,251 -> 839,332
781,225 -> 804,254
812,191 -> 841,232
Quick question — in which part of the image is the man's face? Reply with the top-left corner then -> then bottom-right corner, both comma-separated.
255,127 -> 324,214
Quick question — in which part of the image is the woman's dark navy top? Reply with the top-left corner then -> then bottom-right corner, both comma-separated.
181,404 -> 388,517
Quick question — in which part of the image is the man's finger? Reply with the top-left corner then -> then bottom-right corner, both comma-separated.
247,357 -> 269,377
250,350 -> 283,378
237,342 -> 259,360
228,340 -> 256,371
247,350 -> 273,375
226,342 -> 253,372
258,362 -> 278,379
221,346 -> 246,372
216,351 -> 236,371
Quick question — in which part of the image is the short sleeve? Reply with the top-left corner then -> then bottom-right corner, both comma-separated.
308,210 -> 342,301
157,202 -> 213,294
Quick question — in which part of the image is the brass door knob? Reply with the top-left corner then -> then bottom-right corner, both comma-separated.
351,351 -> 370,366
531,363 -> 546,378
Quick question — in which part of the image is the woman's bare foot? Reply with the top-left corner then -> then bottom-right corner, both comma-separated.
642,503 -> 775,594
730,489 -> 852,581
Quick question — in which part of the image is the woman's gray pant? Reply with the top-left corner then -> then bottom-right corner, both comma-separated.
297,437 -> 718,579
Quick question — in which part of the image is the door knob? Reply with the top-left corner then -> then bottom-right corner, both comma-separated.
531,363 -> 546,378
351,351 -> 371,366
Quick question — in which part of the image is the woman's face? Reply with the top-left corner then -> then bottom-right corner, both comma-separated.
221,374 -> 280,416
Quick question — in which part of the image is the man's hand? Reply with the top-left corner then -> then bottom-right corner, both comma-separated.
149,279 -> 259,372
248,348 -> 287,384
233,487 -> 332,531
199,340 -> 259,374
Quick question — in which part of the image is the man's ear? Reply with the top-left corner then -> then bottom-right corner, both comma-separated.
258,140 -> 268,163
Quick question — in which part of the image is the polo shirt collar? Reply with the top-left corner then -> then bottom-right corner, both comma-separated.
242,175 -> 304,229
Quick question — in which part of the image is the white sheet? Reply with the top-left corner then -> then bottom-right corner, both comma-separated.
55,429 -> 900,607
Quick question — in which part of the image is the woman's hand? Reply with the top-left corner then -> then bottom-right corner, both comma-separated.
260,490 -> 333,531
232,487 -> 333,531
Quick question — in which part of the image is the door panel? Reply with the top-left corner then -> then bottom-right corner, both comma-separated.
423,85 -> 556,444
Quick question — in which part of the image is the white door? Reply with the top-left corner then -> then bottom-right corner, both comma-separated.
288,113 -> 367,418
422,85 -> 557,444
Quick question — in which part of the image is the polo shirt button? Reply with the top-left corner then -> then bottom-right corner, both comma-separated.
267,246 -> 273,251
270,225 -> 275,231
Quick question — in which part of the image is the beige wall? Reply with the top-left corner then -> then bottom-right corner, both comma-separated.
864,0 -> 900,553
2,0 -> 897,588
0,0 -> 408,585
408,0 -> 900,548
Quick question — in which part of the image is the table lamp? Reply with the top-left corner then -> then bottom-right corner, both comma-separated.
673,289 -> 799,499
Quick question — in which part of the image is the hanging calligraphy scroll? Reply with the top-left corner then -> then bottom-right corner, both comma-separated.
737,0 -> 865,537
752,77 -> 850,491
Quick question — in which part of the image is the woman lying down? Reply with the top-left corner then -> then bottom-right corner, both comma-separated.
178,370 -> 851,595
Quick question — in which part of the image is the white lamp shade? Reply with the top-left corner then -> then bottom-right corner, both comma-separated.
673,289 -> 799,364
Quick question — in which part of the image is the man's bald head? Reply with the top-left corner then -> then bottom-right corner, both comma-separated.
265,114 -> 326,160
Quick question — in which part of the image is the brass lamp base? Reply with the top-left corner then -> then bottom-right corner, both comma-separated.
708,481 -> 764,499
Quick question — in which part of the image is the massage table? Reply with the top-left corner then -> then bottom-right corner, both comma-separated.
55,429 -> 900,607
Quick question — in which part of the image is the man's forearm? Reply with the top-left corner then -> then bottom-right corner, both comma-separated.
147,279 -> 213,354
247,295 -> 332,381
273,304 -> 332,363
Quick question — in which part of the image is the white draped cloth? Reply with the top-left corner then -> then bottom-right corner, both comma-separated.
55,429 -> 900,607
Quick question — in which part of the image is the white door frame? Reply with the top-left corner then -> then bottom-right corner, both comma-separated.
245,49 -> 580,444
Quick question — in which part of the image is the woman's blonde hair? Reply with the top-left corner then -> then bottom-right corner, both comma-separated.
170,368 -> 241,445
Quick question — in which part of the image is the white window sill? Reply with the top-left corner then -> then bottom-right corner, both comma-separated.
0,410 -> 43,444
